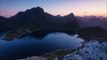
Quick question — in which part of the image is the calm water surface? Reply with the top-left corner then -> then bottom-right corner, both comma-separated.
0,32 -> 83,60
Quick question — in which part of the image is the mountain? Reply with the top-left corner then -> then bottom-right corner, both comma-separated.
0,16 -> 10,33
0,16 -> 6,28
0,7 -> 80,40
78,26 -> 107,41
7,7 -> 47,29
76,16 -> 107,30
4,7 -> 79,31
1,7 -> 107,40
45,13 -> 79,31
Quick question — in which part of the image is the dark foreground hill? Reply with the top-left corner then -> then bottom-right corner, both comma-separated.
78,27 -> 107,41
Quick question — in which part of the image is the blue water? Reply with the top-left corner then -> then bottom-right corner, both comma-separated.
0,32 -> 83,60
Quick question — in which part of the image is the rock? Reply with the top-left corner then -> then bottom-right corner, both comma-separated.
17,56 -> 48,60
17,41 -> 107,60
62,41 -> 107,60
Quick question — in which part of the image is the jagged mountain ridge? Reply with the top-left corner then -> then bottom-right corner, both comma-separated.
0,7 -> 79,32
0,7 -> 107,40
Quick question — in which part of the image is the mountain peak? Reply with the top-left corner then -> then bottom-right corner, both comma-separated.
67,13 -> 75,17
11,6 -> 45,19
37,6 -> 43,9
30,7 -> 44,13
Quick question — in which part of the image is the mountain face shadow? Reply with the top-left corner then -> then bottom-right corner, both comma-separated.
78,26 -> 107,41
0,7 -> 80,40
0,7 -> 107,41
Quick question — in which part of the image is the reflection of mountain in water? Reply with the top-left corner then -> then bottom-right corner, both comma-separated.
0,32 -> 83,60
5,30 -> 76,40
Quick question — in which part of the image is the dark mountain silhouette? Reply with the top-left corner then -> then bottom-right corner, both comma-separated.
0,16 -> 7,28
45,13 -> 79,31
0,16 -> 10,34
78,26 -> 107,41
0,16 -> 6,29
4,7 -> 79,31
0,7 -> 80,40
7,7 -> 47,29
0,7 -> 107,40
76,16 -> 107,30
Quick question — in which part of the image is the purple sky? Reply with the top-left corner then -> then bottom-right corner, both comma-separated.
0,0 -> 107,17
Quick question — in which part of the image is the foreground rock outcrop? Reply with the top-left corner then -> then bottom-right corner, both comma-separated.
62,41 -> 107,60
17,56 -> 48,60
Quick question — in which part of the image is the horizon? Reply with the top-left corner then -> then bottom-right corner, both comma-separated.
0,0 -> 107,18
1,6 -> 107,18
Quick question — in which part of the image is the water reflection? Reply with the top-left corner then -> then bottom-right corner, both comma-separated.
19,30 -> 76,40
0,32 -> 83,60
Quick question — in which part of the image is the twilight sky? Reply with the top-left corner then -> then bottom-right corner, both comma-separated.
0,0 -> 107,17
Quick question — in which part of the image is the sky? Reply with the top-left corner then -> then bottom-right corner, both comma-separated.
0,0 -> 107,17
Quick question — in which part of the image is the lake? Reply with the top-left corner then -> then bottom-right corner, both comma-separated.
0,32 -> 83,60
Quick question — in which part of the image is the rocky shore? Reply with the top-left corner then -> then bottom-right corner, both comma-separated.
17,40 -> 107,60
